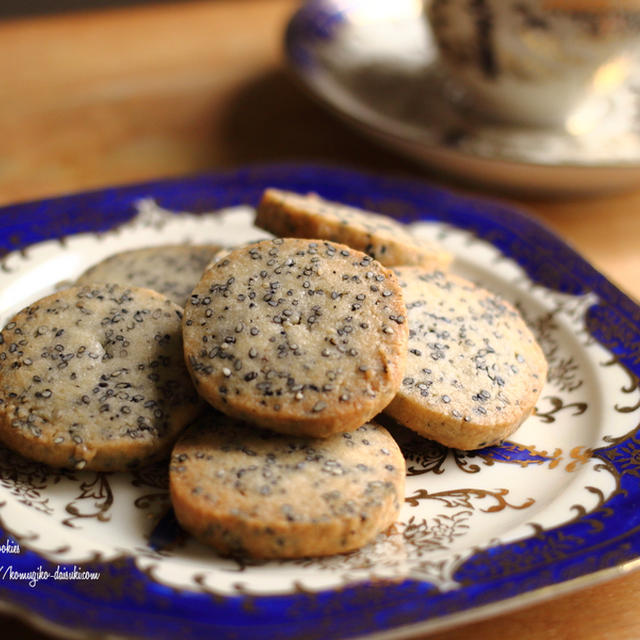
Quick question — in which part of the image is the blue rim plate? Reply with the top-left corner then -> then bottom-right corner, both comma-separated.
0,163 -> 639,640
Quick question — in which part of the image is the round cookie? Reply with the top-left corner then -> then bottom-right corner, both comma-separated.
385,268 -> 547,450
169,413 -> 406,558
75,244 -> 223,306
183,238 -> 408,438
255,188 -> 452,269
0,284 -> 202,471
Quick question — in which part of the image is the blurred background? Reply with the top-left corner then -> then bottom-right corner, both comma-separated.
0,0 -> 430,206
2,0 -> 181,17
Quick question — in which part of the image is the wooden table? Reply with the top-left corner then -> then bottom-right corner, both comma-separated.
1,1 -> 640,638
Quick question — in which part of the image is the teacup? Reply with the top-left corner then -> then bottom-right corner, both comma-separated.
427,0 -> 640,129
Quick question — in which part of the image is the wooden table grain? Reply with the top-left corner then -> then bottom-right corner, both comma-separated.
1,1 -> 640,638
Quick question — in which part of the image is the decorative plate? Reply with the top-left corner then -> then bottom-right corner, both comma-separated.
284,0 -> 640,196
0,164 -> 639,640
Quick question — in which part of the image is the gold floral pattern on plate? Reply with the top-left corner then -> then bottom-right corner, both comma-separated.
0,202 -> 638,597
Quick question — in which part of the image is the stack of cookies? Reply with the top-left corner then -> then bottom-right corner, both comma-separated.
0,188 -> 547,559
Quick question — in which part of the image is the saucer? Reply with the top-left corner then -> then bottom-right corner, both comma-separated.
284,0 -> 640,196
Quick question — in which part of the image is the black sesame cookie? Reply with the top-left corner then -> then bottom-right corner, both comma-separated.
205,246 -> 232,268
0,284 -> 203,471
385,268 -> 547,450
255,188 -> 452,269
182,238 -> 409,438
169,413 -> 406,558
75,245 -> 223,306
